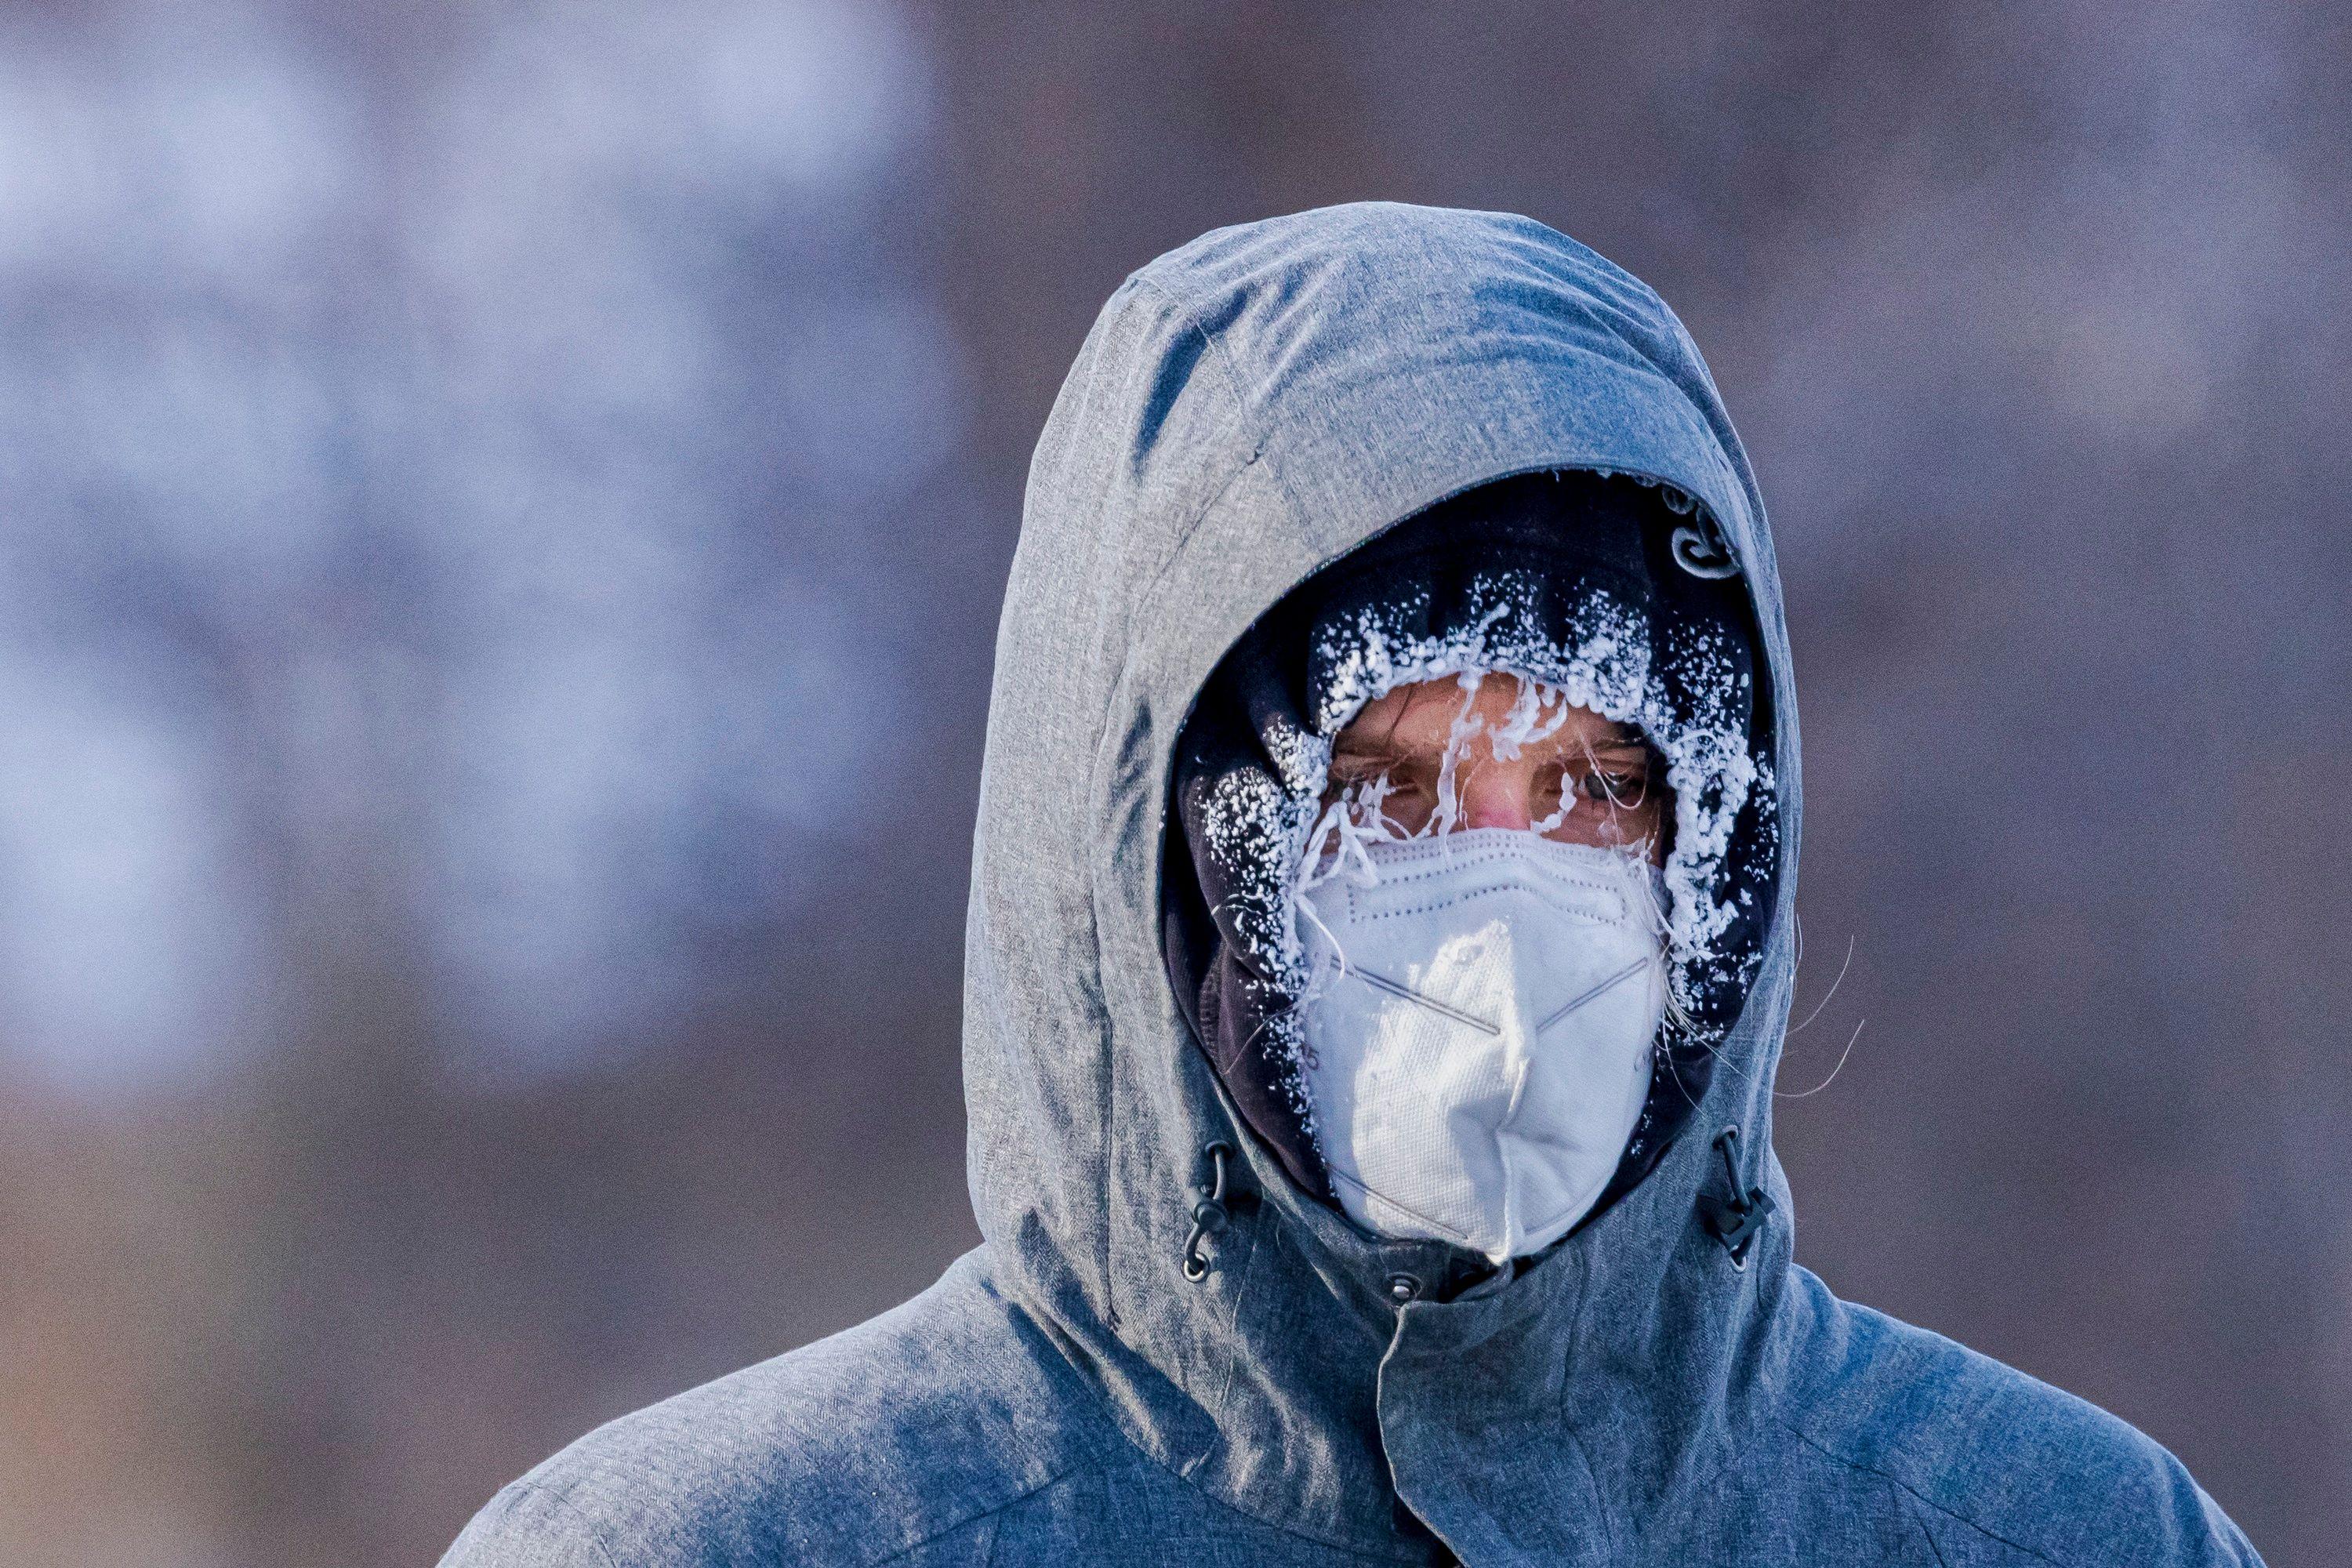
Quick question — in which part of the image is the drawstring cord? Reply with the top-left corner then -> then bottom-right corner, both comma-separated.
1695,1125 -> 1775,1269
1182,1141 -> 1236,1282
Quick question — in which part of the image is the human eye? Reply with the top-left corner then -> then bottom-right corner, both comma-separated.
1365,760 -> 1436,832
1573,768 -> 1632,802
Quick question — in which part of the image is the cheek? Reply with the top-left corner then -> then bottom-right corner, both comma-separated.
1635,790 -> 1675,861
1617,792 -> 1671,839
1374,786 -> 1436,832
1538,786 -> 1675,856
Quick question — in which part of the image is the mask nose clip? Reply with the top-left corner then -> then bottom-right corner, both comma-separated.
1695,1125 -> 1774,1269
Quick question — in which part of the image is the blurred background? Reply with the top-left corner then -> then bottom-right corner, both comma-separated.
0,1 -> 2343,1563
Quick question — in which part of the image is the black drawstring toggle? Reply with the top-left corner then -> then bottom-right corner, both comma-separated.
1695,1125 -> 1774,1269
1182,1141 -> 1237,1282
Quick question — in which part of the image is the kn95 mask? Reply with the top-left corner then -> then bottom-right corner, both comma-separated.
1296,829 -> 1668,1264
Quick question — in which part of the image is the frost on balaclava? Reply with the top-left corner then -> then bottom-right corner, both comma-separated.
1165,471 -> 1779,1215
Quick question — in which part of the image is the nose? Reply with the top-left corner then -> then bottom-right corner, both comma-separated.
1458,759 -> 1534,832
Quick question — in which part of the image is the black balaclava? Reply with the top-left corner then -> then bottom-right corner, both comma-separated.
1165,470 -> 1779,1226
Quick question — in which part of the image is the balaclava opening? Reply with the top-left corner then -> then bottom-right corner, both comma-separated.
1165,470 -> 1780,1232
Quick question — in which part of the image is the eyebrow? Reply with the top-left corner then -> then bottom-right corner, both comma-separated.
1332,725 -> 1651,759
1330,732 -> 1410,762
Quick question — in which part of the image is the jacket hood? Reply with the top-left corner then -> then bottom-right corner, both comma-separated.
964,201 -> 1802,1559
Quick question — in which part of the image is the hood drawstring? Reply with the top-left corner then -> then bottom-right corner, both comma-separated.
1695,1125 -> 1774,1269
1182,1141 -> 1238,1282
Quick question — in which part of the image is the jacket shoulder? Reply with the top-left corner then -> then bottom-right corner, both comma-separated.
439,1250 -> 1104,1568
1777,1269 -> 2263,1568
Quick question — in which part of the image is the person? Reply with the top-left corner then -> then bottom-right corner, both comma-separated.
441,203 -> 2264,1566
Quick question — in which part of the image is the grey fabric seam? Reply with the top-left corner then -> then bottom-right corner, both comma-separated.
1909,1493 -> 1958,1568
514,1483 -> 621,1568
1180,1197 -> 1266,1479
865,1458 -> 1091,1568
970,1440 -> 1421,1567
1116,1392 -> 1429,1563
1780,1421 -> 2067,1568
1016,1279 -> 1425,1563
1105,272 -> 1266,663
1147,1459 -> 1428,1565
1549,1260 -> 1621,1564
1125,271 -> 1313,579
1081,281 -> 1260,1334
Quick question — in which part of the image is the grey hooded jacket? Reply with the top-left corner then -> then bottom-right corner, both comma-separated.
442,203 -> 2263,1568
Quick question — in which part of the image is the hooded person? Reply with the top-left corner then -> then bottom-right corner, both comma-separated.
441,203 -> 2264,1567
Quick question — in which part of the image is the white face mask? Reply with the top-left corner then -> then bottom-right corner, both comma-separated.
1296,829 -> 1668,1264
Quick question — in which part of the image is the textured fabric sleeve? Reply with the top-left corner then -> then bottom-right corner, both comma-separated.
439,1483 -> 620,1568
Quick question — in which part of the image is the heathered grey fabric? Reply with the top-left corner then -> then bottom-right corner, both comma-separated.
442,202 -> 2264,1567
